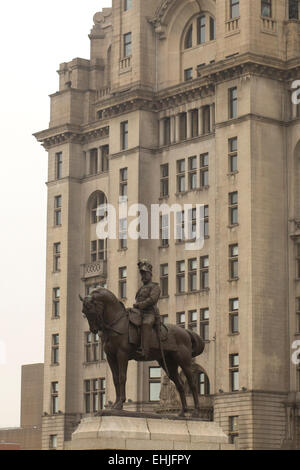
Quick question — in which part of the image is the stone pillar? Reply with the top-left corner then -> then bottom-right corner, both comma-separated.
85,151 -> 90,176
198,107 -> 203,136
175,114 -> 181,142
159,119 -> 165,146
97,147 -> 102,173
210,103 -> 215,132
187,110 -> 192,140
170,116 -> 175,144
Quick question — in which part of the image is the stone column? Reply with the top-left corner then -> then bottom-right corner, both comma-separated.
170,115 -> 175,144
187,110 -> 192,140
97,147 -> 102,173
175,114 -> 181,142
210,103 -> 215,132
85,151 -> 90,176
159,119 -> 165,146
198,107 -> 203,136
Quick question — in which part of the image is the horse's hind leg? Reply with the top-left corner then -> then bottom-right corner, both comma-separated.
115,351 -> 128,410
160,356 -> 188,417
179,359 -> 200,417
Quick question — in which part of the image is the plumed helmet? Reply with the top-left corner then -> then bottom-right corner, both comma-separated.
138,260 -> 153,273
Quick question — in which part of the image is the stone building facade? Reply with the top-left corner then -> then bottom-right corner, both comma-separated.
34,0 -> 300,450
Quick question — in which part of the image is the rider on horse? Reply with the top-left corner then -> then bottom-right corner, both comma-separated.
133,260 -> 161,360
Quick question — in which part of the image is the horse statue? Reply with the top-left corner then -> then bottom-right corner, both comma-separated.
79,287 -> 205,417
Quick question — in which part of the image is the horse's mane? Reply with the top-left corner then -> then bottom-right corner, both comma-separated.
91,287 -> 126,311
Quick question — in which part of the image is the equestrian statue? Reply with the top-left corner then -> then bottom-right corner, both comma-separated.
79,259 -> 205,417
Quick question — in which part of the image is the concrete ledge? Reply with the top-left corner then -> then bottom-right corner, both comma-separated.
66,415 -> 235,450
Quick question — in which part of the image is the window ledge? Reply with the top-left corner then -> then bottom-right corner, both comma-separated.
227,224 -> 239,229
118,248 -> 128,252
228,333 -> 240,337
175,292 -> 187,296
159,195 -> 169,201
51,316 -> 60,320
228,278 -> 239,283
50,363 -> 60,367
159,245 -> 169,249
227,171 -> 239,176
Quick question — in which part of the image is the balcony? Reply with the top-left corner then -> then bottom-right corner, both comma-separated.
120,56 -> 131,73
225,18 -> 240,34
261,17 -> 277,34
81,260 -> 107,280
95,87 -> 111,102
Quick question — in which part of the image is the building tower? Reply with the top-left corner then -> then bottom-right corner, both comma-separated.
34,0 -> 300,450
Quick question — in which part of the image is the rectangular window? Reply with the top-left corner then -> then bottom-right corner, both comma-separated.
188,156 -> 198,190
119,267 -> 127,299
200,256 -> 209,290
230,0 -> 240,19
177,311 -> 186,327
184,68 -> 193,81
176,260 -> 186,293
119,218 -> 127,250
51,382 -> 59,414
229,416 -> 239,444
124,0 -> 132,11
229,87 -> 238,119
51,334 -> 59,365
55,153 -> 63,180
85,332 -> 100,363
229,298 -> 239,334
121,121 -> 129,150
191,109 -> 199,138
197,16 -> 206,44
91,239 -> 106,262
53,288 -> 60,318
199,372 -> 210,395
160,264 -> 169,297
200,153 -> 209,187
229,354 -> 239,392
89,148 -> 98,175
229,137 -> 238,173
160,213 -> 169,247
124,32 -> 132,57
188,207 -> 197,240
54,196 -> 62,226
53,242 -> 61,272
229,244 -> 239,280
177,159 -> 186,193
200,308 -> 209,341
210,16 -> 216,40
229,191 -> 238,225
84,378 -> 106,412
179,113 -> 187,141
49,435 -> 58,450
204,205 -> 209,238
120,167 -> 128,197
176,210 -> 185,242
202,106 -> 211,134
261,0 -> 272,17
160,164 -> 169,197
149,367 -> 161,402
188,310 -> 198,332
188,258 -> 198,292
289,0 -> 299,19
163,118 -> 171,145
296,244 -> 300,278
161,314 -> 168,325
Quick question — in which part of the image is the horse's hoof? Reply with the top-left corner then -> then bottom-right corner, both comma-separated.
178,411 -> 186,418
192,409 -> 200,418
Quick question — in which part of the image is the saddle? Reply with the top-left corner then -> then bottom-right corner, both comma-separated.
126,308 -> 177,352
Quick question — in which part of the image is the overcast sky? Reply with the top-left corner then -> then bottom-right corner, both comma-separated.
0,0 -> 112,428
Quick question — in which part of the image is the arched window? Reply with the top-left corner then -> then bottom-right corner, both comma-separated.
198,372 -> 210,395
185,24 -> 193,49
90,192 -> 107,225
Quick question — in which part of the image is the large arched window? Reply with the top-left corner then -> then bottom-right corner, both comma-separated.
185,24 -> 193,49
90,191 -> 107,225
184,13 -> 216,49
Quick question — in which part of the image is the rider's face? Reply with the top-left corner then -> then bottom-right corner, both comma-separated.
140,270 -> 152,284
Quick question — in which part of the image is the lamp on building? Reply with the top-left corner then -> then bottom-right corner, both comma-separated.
218,389 -> 224,393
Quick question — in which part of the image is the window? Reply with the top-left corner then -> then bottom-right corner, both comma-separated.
53,243 -> 61,272
176,210 -> 185,242
229,137 -> 238,173
124,0 -> 132,11
176,261 -> 186,293
163,118 -> 171,145
188,207 -> 197,240
149,367 -> 161,402
297,244 -> 300,278
229,244 -> 239,280
161,314 -> 168,325
55,152 -> 62,180
229,354 -> 239,392
119,218 -> 127,250
296,298 -> 300,333
204,205 -> 209,238
191,109 -> 199,138
202,106 -> 211,134
119,267 -> 127,299
230,0 -> 240,19
49,435 -> 58,450
84,378 -> 106,412
177,312 -> 186,327
177,159 -> 186,192
89,148 -> 98,175
185,24 -> 193,49
289,0 -> 299,19
200,256 -> 209,289
124,33 -> 132,57
160,164 -> 169,197
121,121 -> 129,150
229,191 -> 238,225
229,87 -> 238,119
200,308 -> 209,341
91,239 -> 106,262
200,153 -> 209,187
160,213 -> 169,247
261,0 -> 272,17
85,332 -> 100,363
51,334 -> 59,365
100,145 -> 109,172
91,192 -> 106,225
179,113 -> 187,141
188,156 -> 198,190
197,16 -> 206,44
229,298 -> 239,334
188,310 -> 198,332
53,288 -> 60,318
210,17 -> 216,40
188,258 -> 197,292
51,382 -> 59,414
199,372 -> 210,395
229,416 -> 239,444
184,68 -> 193,81
54,196 -> 62,226
160,264 -> 169,297
120,168 -> 128,197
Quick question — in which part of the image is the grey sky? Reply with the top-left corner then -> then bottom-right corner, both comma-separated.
0,0 -> 112,428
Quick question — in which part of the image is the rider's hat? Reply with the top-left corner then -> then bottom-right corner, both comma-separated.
138,260 -> 152,273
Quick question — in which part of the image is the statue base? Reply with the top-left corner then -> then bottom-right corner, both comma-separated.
64,411 -> 235,450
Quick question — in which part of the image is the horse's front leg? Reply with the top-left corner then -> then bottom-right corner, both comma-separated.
113,351 -> 129,410
106,352 -> 120,408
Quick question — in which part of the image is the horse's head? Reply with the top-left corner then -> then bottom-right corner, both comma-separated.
79,291 -> 104,334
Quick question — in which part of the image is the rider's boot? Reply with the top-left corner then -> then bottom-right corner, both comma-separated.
136,324 -> 152,360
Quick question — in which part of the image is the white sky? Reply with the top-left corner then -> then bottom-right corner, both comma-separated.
0,0 -> 112,428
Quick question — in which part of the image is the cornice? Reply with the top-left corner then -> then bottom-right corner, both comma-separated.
34,123 -> 109,150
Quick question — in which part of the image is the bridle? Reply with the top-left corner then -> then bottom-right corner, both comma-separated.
87,298 -> 127,336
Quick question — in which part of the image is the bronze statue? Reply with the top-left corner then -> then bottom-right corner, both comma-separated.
79,260 -> 205,417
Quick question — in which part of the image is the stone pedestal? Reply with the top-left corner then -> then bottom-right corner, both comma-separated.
64,411 -> 235,450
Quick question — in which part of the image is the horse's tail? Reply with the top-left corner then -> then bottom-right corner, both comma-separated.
186,330 -> 205,357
